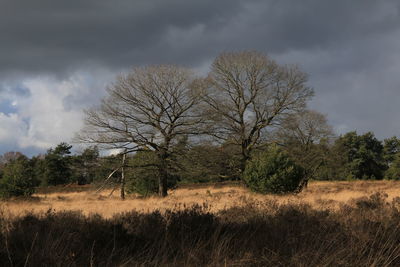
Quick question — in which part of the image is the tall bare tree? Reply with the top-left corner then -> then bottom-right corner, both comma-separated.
275,110 -> 334,189
203,51 -> 314,172
77,65 -> 203,197
276,110 -> 334,147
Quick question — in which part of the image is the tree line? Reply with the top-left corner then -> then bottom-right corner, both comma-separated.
0,131 -> 400,198
1,51 -> 400,198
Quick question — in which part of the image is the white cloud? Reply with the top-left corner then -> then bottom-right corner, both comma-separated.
0,68 -> 116,154
0,112 -> 25,144
17,77 -> 84,149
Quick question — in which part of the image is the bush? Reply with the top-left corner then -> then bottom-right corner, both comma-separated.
243,145 -> 305,194
3,198 -> 400,266
0,155 -> 39,198
176,143 -> 242,183
127,170 -> 179,197
43,143 -> 73,185
385,153 -> 400,180
127,170 -> 159,196
126,151 -> 178,196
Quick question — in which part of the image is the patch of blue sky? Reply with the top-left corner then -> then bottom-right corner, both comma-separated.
11,85 -> 31,97
0,99 -> 18,115
0,144 -> 43,157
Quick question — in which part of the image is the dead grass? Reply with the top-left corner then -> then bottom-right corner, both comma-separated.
2,180 -> 400,219
3,181 -> 400,266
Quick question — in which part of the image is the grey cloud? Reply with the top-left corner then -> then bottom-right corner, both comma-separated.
2,0 -> 399,76
0,82 -> 31,100
1,0 -> 400,155
0,0 -> 245,75
13,85 -> 31,97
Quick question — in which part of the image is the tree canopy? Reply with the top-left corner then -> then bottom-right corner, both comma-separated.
78,65 -> 204,196
203,51 -> 314,172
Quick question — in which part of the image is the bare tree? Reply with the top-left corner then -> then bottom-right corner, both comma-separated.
275,110 -> 334,190
0,151 -> 25,166
77,65 -> 203,197
203,51 -> 314,172
276,110 -> 334,147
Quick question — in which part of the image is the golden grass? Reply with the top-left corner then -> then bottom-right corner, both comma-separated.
2,180 -> 400,219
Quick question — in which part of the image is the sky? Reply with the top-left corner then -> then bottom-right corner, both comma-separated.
1,0 -> 400,156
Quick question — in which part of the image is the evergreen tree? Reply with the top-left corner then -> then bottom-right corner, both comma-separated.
0,154 -> 39,197
383,136 -> 400,165
44,143 -> 73,185
385,152 -> 400,180
72,146 -> 100,184
335,132 -> 386,179
243,145 -> 305,194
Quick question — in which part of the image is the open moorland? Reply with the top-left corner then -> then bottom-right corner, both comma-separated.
1,180 -> 400,218
2,181 -> 400,266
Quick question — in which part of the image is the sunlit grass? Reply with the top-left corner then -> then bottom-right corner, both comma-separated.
2,180 -> 400,219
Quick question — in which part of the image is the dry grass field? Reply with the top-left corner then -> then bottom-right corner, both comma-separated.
3,180 -> 400,266
2,180 -> 400,218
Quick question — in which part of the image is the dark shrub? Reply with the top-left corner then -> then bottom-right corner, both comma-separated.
2,197 -> 400,266
0,155 -> 39,198
385,153 -> 400,180
243,145 -> 305,194
126,151 -> 178,196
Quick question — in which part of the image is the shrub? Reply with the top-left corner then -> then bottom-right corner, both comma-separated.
43,143 -> 73,185
243,145 -> 305,194
3,198 -> 400,266
127,170 -> 159,196
126,151 -> 178,196
0,155 -> 39,198
176,143 -> 242,183
127,171 -> 179,197
385,153 -> 400,180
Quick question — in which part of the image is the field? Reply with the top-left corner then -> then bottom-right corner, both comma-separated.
1,180 -> 400,218
2,181 -> 400,266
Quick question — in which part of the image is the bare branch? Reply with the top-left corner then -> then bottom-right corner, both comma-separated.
76,65 -> 206,197
203,51 -> 314,171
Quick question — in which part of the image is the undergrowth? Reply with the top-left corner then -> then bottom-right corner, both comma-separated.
1,192 -> 400,266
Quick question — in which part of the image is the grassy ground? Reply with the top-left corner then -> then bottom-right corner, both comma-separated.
2,181 -> 400,266
1,180 -> 400,218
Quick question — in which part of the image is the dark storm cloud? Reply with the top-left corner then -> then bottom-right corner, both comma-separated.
2,0 -> 399,75
1,0 -> 400,155
0,0 -> 244,75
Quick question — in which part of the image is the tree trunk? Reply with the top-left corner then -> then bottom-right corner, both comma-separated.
239,158 -> 247,177
157,150 -> 169,197
240,145 -> 251,175
120,153 -> 126,200
158,173 -> 168,197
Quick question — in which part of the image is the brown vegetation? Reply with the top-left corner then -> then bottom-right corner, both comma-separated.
1,180 -> 400,219
2,181 -> 400,265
